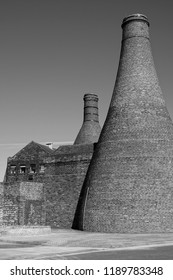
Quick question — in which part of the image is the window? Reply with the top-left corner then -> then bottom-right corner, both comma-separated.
10,165 -> 16,174
29,164 -> 36,173
39,165 -> 45,173
19,165 -> 26,174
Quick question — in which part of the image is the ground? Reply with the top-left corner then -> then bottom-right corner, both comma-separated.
0,229 -> 173,259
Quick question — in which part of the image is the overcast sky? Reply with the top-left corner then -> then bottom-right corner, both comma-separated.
0,0 -> 173,180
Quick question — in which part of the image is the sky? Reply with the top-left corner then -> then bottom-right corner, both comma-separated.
0,0 -> 173,180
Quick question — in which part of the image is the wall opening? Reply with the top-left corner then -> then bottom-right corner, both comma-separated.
10,165 -> 17,174
19,165 -> 26,174
29,164 -> 36,174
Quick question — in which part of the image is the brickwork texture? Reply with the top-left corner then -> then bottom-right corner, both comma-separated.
0,183 -> 3,225
2,182 -> 45,226
74,94 -> 101,144
2,16 -> 173,234
3,141 -> 94,229
44,144 -> 94,228
73,14 -> 173,233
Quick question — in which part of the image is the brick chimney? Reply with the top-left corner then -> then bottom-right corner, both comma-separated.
73,14 -> 173,233
74,93 -> 101,145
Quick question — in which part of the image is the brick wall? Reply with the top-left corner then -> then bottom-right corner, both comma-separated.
0,183 -> 4,225
44,151 -> 93,228
3,183 -> 20,226
5,141 -> 52,184
3,182 -> 45,226
73,15 -> 173,233
3,142 -> 94,229
19,182 -> 45,225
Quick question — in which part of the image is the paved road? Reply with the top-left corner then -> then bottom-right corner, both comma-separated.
54,245 -> 173,260
0,244 -> 173,260
1,229 -> 173,260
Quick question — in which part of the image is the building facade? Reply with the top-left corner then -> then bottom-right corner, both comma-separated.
0,93 -> 100,229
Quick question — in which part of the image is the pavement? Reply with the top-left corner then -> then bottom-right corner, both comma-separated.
1,229 -> 173,259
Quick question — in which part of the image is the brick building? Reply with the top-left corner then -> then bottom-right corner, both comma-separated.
1,93 -> 101,228
1,14 -> 173,234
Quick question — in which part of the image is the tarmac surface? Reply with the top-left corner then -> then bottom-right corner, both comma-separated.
0,229 -> 173,259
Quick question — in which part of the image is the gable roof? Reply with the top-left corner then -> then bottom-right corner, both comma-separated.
35,142 -> 55,154
9,140 -> 54,160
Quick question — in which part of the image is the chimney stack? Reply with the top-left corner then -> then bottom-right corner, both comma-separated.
46,142 -> 53,149
74,93 -> 101,145
73,14 -> 173,233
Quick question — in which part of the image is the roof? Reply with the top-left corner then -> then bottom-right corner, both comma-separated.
54,143 -> 94,156
9,141 -> 54,160
35,142 -> 55,154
